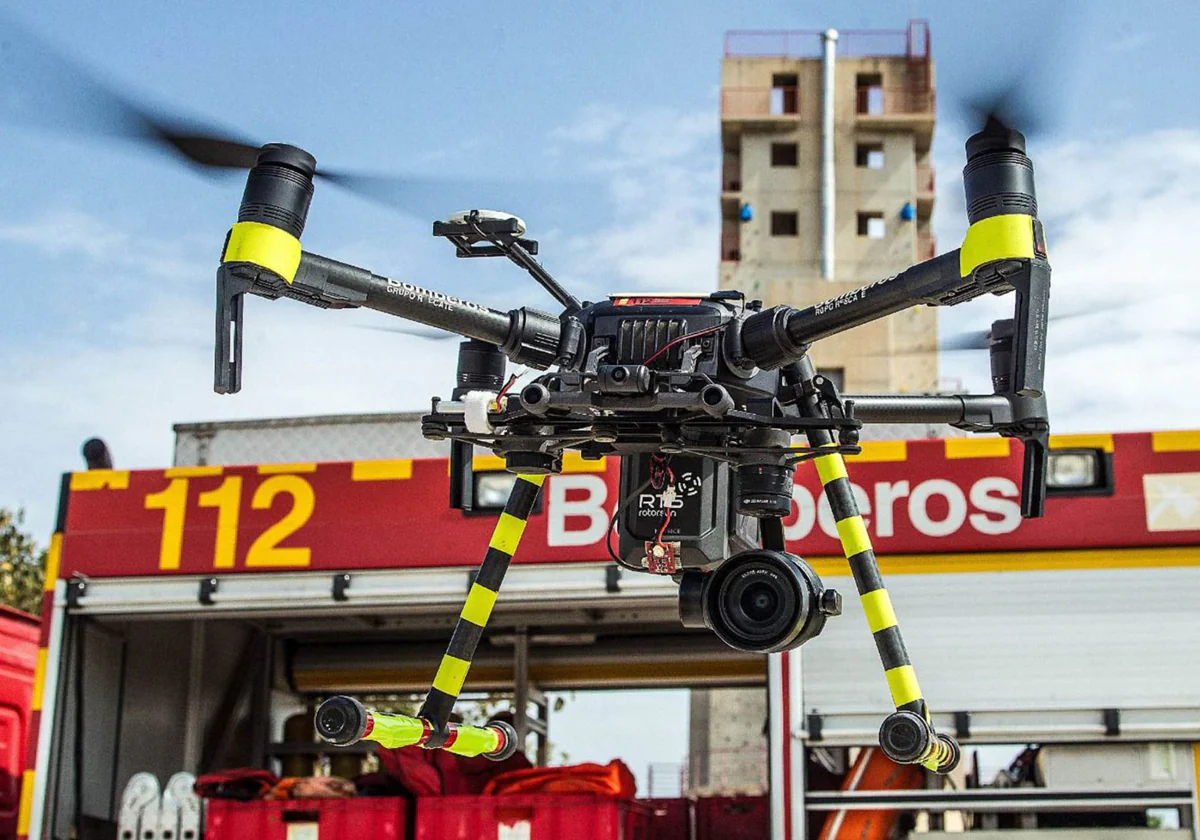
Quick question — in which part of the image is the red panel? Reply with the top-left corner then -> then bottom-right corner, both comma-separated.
693,796 -> 769,840
416,795 -> 653,840
644,798 -> 690,840
56,433 -> 1200,581
204,798 -> 405,840
0,608 -> 38,840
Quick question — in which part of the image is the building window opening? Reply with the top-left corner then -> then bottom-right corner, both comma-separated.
770,74 -> 799,115
771,143 -> 799,167
856,73 -> 884,115
855,142 -> 885,169
857,212 -> 885,239
771,211 -> 799,237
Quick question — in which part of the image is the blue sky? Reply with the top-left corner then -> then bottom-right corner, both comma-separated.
4,0 -> 1200,789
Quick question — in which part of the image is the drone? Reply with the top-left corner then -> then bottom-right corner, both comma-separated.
6,16 -> 1052,774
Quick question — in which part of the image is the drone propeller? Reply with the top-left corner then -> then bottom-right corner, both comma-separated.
0,12 -> 547,217
882,299 -> 1132,357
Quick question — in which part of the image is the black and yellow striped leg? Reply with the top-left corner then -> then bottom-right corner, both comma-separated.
417,473 -> 546,741
795,364 -> 958,772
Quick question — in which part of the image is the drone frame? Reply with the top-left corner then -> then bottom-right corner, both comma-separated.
215,126 -> 1050,775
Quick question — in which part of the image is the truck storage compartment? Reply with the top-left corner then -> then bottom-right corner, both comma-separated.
416,795 -> 652,840
644,797 -> 690,840
693,795 -> 768,840
204,797 -> 406,840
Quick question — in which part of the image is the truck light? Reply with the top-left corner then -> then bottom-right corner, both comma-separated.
476,472 -> 519,509
1046,449 -> 1112,495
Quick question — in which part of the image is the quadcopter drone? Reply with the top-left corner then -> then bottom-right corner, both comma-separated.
209,120 -> 1049,773
5,16 -> 1051,773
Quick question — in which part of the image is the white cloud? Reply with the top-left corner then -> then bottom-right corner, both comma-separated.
0,209 -> 210,284
935,128 -> 1200,432
551,105 -> 719,295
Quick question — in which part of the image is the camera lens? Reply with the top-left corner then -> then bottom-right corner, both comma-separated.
717,557 -> 800,646
700,550 -> 833,654
742,582 -> 778,621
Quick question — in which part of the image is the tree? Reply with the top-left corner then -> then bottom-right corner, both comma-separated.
0,508 -> 47,615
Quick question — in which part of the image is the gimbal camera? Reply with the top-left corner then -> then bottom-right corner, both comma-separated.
213,118 -> 1049,772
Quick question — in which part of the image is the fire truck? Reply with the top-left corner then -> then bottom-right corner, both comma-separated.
15,414 -> 1200,839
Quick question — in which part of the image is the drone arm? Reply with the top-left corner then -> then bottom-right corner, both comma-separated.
214,250 -> 564,394
849,393 -> 1049,518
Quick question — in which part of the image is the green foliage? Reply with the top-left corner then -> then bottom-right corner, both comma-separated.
0,508 -> 47,615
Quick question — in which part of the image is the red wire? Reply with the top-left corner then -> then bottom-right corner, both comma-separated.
495,373 -> 519,401
654,461 -> 676,547
642,324 -> 726,368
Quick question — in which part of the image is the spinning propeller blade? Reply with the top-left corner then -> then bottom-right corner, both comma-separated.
884,300 -> 1135,357
0,12 -> 549,216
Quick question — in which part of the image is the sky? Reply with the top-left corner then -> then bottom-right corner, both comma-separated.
3,0 -> 1200,790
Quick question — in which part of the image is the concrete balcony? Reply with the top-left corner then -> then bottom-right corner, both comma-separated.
721,87 -> 800,128
856,86 -> 936,152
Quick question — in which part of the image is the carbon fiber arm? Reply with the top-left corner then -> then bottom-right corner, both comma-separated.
215,251 -> 563,394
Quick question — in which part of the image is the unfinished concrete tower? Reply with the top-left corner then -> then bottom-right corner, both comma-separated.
689,23 -> 939,797
719,21 -> 938,393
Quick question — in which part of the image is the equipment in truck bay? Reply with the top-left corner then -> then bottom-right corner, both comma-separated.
6,20 -> 1061,774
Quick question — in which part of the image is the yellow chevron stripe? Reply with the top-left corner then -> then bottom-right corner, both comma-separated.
30,648 -> 48,712
69,470 -> 131,491
945,437 -> 1011,459
257,463 -> 317,474
44,533 -> 61,591
352,459 -> 413,481
845,441 -> 908,462
17,769 -> 35,836
163,466 -> 223,478
1049,433 -> 1114,453
1152,431 -> 1200,453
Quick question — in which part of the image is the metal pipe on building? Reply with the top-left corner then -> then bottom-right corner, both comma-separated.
820,28 -> 838,280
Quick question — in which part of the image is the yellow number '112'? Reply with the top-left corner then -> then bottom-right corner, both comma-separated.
144,475 -> 315,570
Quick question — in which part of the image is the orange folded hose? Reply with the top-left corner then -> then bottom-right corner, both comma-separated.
483,760 -> 636,798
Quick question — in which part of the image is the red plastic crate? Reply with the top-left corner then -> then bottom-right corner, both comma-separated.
693,796 -> 768,840
417,795 -> 653,840
205,798 -> 406,840
644,798 -> 690,840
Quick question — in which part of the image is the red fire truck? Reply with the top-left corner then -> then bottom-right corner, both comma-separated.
1,607 -> 38,840
16,422 -> 1200,839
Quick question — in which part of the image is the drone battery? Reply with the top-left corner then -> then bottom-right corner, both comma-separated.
617,454 -> 755,571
